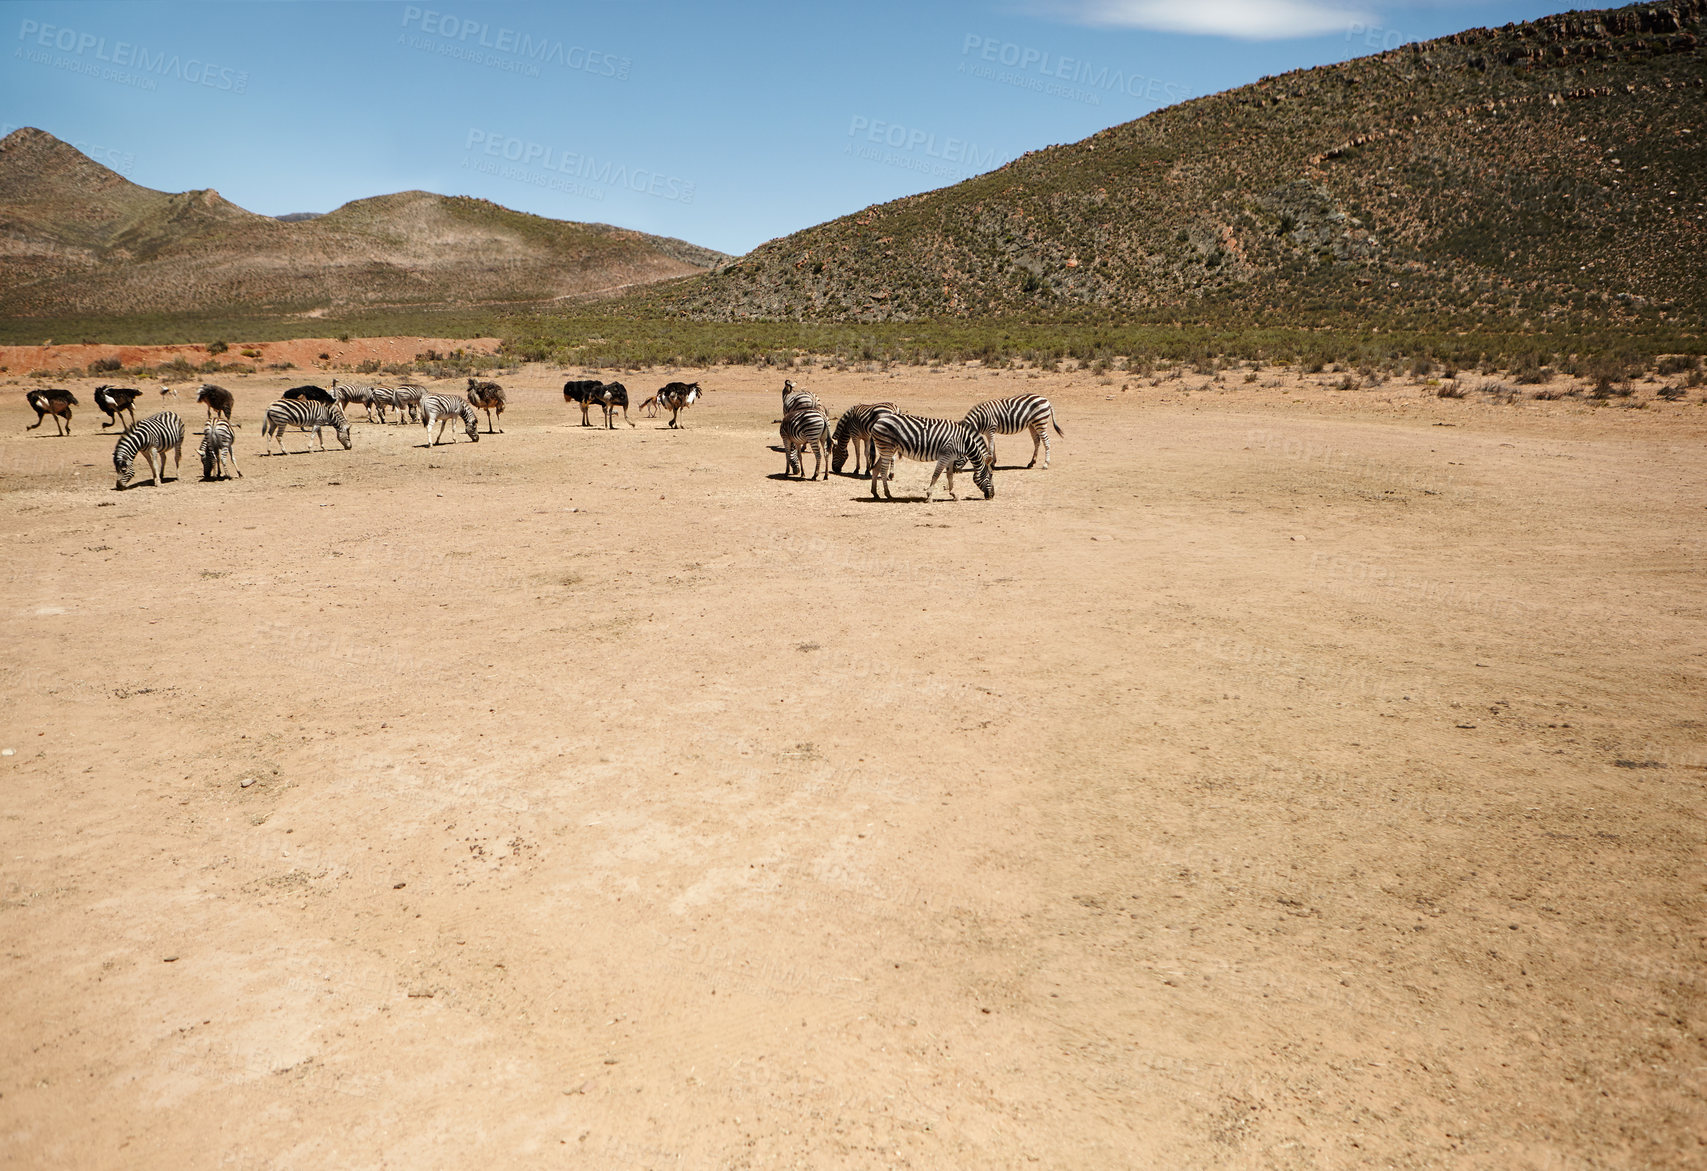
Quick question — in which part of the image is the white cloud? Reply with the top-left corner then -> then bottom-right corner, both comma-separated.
1057,0 -> 1378,39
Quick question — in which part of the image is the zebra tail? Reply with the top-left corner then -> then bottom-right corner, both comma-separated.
1052,412 -> 1064,436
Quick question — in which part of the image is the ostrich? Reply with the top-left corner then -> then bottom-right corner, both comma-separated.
25,389 -> 77,435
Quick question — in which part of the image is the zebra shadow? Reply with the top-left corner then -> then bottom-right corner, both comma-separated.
851,494 -> 963,505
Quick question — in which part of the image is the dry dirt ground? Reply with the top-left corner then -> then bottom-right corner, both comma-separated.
0,336 -> 502,377
1,360 -> 1703,1170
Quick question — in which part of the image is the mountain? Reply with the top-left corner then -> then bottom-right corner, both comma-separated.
0,127 -> 728,318
633,0 -> 1704,327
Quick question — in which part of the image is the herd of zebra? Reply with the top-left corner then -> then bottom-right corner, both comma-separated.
775,379 -> 1062,501
22,373 -> 1060,499
15,377 -> 509,489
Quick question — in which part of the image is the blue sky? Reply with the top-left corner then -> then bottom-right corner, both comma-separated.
4,1 -> 1583,256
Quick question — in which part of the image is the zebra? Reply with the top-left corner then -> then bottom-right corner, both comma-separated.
25,388 -> 77,435
868,411 -> 994,502
963,393 -> 1063,469
780,403 -> 831,481
420,393 -> 479,445
198,418 -> 242,480
331,379 -> 376,421
368,385 -> 401,423
465,378 -> 506,432
93,384 -> 143,430
649,381 -> 701,428
113,410 -> 184,489
392,383 -> 425,424
829,402 -> 896,476
262,399 -> 351,454
781,378 -> 819,414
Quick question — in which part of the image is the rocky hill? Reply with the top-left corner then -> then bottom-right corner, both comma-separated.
0,128 -> 728,318
635,0 -> 1704,327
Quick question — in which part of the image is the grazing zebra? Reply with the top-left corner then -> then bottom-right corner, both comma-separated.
650,381 -> 702,428
780,403 -> 831,481
963,393 -> 1063,469
829,402 -> 897,475
281,384 -> 335,404
465,378 -> 506,432
420,393 -> 479,445
93,384 -> 143,430
25,388 -> 77,435
869,412 -> 994,502
393,384 -> 425,424
262,399 -> 351,454
563,379 -> 608,426
196,383 -> 234,421
331,379 -> 376,420
113,410 -> 184,489
198,418 -> 242,480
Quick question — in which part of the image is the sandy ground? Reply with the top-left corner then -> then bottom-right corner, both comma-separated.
1,361 -> 1703,1169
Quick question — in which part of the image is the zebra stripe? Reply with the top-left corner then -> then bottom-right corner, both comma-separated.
368,386 -> 403,422
868,411 -> 994,502
262,399 -> 351,454
962,393 -> 1063,469
198,418 -> 242,480
781,379 -> 820,414
420,393 -> 480,445
113,410 -> 185,488
780,404 -> 831,481
830,402 -> 896,475
331,379 -> 376,420
392,384 -> 425,423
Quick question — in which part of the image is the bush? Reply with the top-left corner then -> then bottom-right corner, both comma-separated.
1588,355 -> 1633,397
86,356 -> 122,374
1511,352 -> 1554,384
206,340 -> 229,355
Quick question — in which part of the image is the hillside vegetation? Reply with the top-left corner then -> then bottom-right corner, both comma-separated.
624,0 -> 1704,335
0,128 -> 727,319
